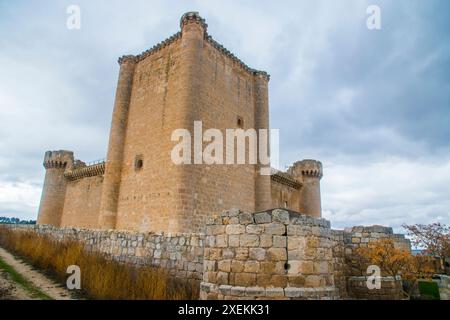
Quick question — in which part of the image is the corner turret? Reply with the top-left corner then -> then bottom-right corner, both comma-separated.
288,159 -> 323,217
37,150 -> 74,226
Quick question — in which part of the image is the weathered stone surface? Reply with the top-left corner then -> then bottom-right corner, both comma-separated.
230,286 -> 246,297
244,261 -> 260,273
249,248 -> 266,261
265,223 -> 286,235
207,225 -> 226,236
254,212 -> 271,224
239,212 -> 254,225
234,273 -> 256,286
226,224 -> 246,235
239,234 -> 259,247
266,248 -> 287,261
265,287 -> 284,298
228,235 -> 240,247
217,272 -> 229,285
273,236 -> 287,248
245,287 -> 265,296
218,260 -> 231,272
216,235 -> 228,247
246,225 -> 264,235
272,209 -> 290,224
231,260 -> 244,273
259,235 -> 272,248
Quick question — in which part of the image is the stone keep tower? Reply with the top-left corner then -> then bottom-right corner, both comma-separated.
36,12 -> 324,233
98,12 -> 272,233
37,151 -> 74,226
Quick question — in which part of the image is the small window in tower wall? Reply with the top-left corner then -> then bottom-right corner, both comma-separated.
284,201 -> 288,208
135,155 -> 144,171
237,116 -> 244,128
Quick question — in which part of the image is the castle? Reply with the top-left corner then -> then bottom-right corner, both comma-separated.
37,12 -> 324,233
33,13 -> 412,300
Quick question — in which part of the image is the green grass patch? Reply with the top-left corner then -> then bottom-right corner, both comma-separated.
0,256 -> 52,300
418,280 -> 440,300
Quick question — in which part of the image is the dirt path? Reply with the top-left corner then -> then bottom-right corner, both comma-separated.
0,246 -> 74,300
0,268 -> 33,300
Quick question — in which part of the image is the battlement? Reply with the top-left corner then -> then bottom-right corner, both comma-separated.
64,161 -> 105,181
289,159 -> 323,179
43,150 -> 74,169
117,12 -> 269,80
271,171 -> 302,189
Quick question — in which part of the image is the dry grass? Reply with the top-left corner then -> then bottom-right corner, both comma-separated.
0,226 -> 199,300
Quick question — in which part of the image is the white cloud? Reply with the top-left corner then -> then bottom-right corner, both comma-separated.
0,181 -> 42,220
323,157 -> 450,231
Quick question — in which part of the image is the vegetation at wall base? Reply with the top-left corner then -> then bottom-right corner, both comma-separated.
0,226 -> 199,300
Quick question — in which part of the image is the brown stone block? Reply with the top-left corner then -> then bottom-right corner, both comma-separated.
235,273 -> 256,286
265,223 -> 286,235
244,261 -> 260,273
249,248 -> 266,261
256,274 -> 272,287
239,234 -> 259,247
235,248 -> 249,260
231,260 -> 244,273
209,248 -> 221,260
266,248 -> 287,261
259,234 -> 272,247
288,275 -> 306,287
217,271 -> 229,285
260,262 -> 277,274
271,275 -> 288,287
305,275 -> 325,287
218,259 -> 232,272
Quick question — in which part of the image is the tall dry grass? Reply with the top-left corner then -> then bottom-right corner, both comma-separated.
0,226 -> 199,300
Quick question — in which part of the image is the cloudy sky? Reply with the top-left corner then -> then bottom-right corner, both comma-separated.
0,0 -> 449,232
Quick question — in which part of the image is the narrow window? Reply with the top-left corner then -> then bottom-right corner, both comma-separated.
237,116 -> 244,128
135,155 -> 144,171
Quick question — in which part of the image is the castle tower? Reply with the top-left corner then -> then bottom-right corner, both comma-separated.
98,11 -> 276,233
37,150 -> 74,226
98,55 -> 137,229
289,159 -> 323,217
254,72 -> 272,211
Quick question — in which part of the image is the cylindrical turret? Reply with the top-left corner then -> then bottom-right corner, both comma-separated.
289,159 -> 323,217
98,55 -> 137,229
37,150 -> 73,226
254,72 -> 272,211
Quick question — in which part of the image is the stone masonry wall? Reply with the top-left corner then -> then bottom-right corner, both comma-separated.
200,208 -> 337,300
347,276 -> 403,300
5,224 -> 204,280
3,209 -> 412,300
334,226 -> 411,299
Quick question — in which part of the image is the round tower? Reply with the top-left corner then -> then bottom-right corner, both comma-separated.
289,159 -> 323,217
254,72 -> 272,211
98,55 -> 137,229
37,150 -> 74,226
180,11 -> 207,38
